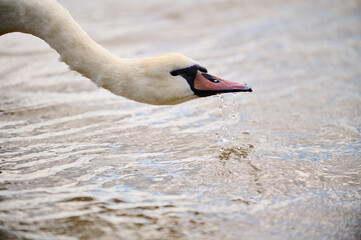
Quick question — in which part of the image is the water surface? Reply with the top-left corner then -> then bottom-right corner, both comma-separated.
1,0 -> 360,239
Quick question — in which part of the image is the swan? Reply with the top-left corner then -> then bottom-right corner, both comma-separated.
0,0 -> 252,105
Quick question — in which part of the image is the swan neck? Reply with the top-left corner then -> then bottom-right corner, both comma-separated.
18,0 -> 121,85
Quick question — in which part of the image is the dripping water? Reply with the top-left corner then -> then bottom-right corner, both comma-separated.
231,93 -> 236,141
214,94 -> 239,152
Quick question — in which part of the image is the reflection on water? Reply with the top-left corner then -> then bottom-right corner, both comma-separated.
1,0 -> 361,239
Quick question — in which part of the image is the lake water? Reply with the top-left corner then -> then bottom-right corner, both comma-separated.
0,0 -> 360,239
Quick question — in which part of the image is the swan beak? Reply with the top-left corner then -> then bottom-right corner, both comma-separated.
193,71 -> 252,97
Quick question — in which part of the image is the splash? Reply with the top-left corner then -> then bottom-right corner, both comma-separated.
213,93 -> 255,158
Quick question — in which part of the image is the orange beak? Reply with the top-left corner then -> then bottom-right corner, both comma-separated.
193,71 -> 252,97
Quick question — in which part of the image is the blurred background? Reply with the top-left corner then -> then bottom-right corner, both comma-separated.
0,0 -> 360,239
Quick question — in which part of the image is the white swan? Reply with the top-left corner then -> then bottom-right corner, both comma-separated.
0,0 -> 252,105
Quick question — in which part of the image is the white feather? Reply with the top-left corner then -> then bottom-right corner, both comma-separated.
0,0 -> 201,105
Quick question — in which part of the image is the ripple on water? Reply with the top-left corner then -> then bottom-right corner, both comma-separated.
1,0 -> 361,239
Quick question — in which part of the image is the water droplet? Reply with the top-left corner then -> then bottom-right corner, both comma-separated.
220,147 -> 224,152
220,95 -> 224,105
215,133 -> 219,138
232,114 -> 236,119
232,93 -> 236,112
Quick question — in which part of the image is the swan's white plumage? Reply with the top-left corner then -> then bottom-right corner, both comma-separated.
0,0 -> 202,105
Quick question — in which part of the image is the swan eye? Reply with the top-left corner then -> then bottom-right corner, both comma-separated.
170,65 -> 207,77
170,66 -> 197,77
202,73 -> 220,83
198,66 -> 208,73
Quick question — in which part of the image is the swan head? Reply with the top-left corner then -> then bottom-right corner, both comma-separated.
106,53 -> 252,105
